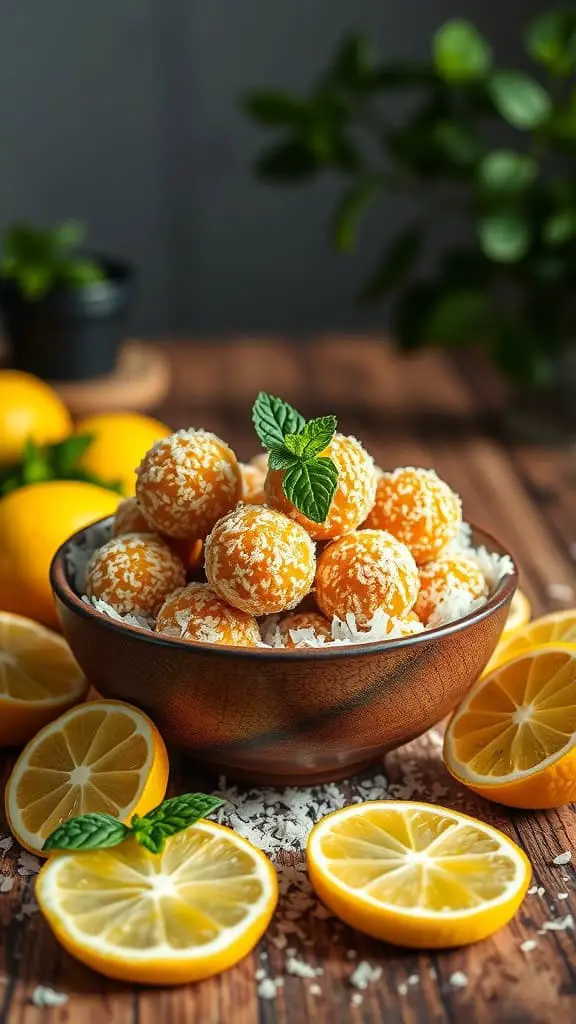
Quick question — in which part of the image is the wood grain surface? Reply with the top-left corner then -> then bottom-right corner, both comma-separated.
2,336 -> 576,1023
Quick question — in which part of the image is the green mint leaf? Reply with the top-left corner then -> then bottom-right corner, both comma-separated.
252,392 -> 306,450
131,793 -> 225,854
43,813 -> 131,852
50,433 -> 95,475
300,415 -> 337,458
282,456 -> 339,524
284,433 -> 308,457
268,447 -> 299,471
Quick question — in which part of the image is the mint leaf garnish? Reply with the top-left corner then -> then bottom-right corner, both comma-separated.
251,392 -> 340,523
43,813 -> 131,852
283,457 -> 339,523
42,793 -> 225,856
252,392 -> 306,449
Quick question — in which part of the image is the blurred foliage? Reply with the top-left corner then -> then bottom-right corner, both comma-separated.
0,435 -> 123,497
0,221 -> 104,301
245,11 -> 576,388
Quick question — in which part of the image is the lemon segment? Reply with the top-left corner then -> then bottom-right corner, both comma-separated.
307,801 -> 530,948
36,822 -> 278,985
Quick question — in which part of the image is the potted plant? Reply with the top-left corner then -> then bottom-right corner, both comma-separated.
0,221 -> 133,382
245,10 -> 576,395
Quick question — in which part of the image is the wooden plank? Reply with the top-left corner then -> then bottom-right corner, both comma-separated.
2,337 -> 576,1023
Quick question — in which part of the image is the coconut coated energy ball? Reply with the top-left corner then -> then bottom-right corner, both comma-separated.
156,582 -> 260,647
240,462 -> 265,505
279,610 -> 332,648
136,429 -> 242,540
205,504 -> 316,616
265,433 -> 377,541
113,496 -> 155,537
85,533 -> 186,617
315,529 -> 419,626
415,556 -> 487,624
363,466 -> 462,564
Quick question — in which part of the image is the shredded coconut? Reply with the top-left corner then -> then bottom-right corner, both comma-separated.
350,962 -> 383,990
15,899 -> 38,921
397,982 -> 408,996
0,836 -> 14,852
552,851 -> 572,866
449,971 -> 468,989
527,885 -> 538,895
0,875 -> 15,894
31,987 -> 68,1008
286,957 -> 320,979
309,984 -> 322,996
520,939 -> 537,953
351,992 -> 363,1006
257,978 -> 278,1000
17,852 -> 41,876
539,915 -> 574,932
546,582 -> 574,602
557,893 -> 569,901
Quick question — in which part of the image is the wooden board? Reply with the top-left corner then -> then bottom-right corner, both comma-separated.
1,336 -> 576,1023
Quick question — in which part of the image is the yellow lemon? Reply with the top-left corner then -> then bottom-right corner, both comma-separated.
502,588 -> 532,639
0,370 -> 71,467
0,612 -> 88,747
5,699 -> 169,855
444,644 -> 576,808
0,481 -> 119,628
76,412 -> 171,496
36,820 -> 278,984
307,801 -> 530,948
486,608 -> 576,676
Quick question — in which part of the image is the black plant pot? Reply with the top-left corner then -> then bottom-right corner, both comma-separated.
0,256 -> 134,382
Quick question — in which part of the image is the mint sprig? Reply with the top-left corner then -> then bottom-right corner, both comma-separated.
252,392 -> 339,524
42,792 -> 225,855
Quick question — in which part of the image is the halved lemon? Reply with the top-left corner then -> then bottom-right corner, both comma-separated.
307,801 -> 530,948
485,608 -> 576,675
36,821 -> 278,984
0,612 -> 88,747
445,644 -> 576,808
502,589 -> 532,639
5,700 -> 169,855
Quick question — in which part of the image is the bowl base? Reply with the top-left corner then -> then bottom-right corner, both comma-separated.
185,752 -> 393,787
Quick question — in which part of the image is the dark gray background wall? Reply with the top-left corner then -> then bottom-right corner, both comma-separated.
0,1 -> 545,335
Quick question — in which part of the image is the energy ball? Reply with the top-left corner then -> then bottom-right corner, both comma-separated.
136,429 -> 242,540
205,504 -> 315,616
85,533 -> 186,617
415,556 -> 487,624
265,433 -> 377,541
279,611 -> 332,648
315,529 -> 419,626
363,466 -> 462,564
240,462 -> 265,505
156,582 -> 260,647
113,496 -> 155,537
249,452 -> 269,475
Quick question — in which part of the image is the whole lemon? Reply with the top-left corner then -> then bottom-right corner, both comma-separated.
75,412 -> 171,496
0,481 -> 120,628
0,370 -> 72,468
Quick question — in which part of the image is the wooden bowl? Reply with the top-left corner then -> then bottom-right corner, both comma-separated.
50,519 -> 517,785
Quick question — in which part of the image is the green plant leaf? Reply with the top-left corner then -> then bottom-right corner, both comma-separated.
478,211 -> 532,263
43,813 -> 131,852
252,393 -> 306,450
20,265 -> 52,300
54,219 -> 85,250
300,414 -> 337,457
329,33 -> 376,91
61,259 -> 105,287
268,447 -> 299,471
357,224 -> 422,304
525,10 -> 576,76
488,71 -> 552,129
330,179 -> 380,253
255,140 -> 318,182
424,289 -> 491,345
244,90 -> 305,127
433,19 -> 492,82
543,210 -> 576,246
284,433 -> 308,456
50,434 -> 95,475
431,120 -> 484,169
282,457 -> 339,524
132,794 -> 225,855
476,150 -> 538,194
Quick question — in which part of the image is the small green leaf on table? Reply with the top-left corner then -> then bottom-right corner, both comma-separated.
434,19 -> 492,82
43,813 -> 131,852
131,794 -> 225,855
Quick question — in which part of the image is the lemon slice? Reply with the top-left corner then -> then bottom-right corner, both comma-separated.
36,821 -> 278,984
486,608 -> 576,675
445,644 -> 576,808
502,589 -> 532,639
0,612 -> 88,747
307,801 -> 530,948
5,700 -> 169,855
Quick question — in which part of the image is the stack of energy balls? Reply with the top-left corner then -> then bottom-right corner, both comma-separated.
84,420 -> 487,649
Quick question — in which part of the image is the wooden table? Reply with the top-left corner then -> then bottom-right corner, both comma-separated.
2,336 -> 576,1023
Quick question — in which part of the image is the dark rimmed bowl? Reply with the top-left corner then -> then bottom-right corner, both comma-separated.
50,518 -> 517,785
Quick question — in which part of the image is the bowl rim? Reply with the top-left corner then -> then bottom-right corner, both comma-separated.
50,516 -> 518,661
